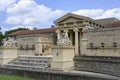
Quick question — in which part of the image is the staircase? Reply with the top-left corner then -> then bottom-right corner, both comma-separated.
5,55 -> 52,71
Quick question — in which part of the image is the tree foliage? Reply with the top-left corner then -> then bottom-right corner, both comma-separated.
5,28 -> 29,35
0,32 -> 3,46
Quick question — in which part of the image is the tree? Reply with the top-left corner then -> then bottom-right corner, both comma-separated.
0,28 -> 3,46
5,28 -> 29,35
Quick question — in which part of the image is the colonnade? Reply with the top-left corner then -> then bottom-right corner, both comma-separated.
56,28 -> 82,55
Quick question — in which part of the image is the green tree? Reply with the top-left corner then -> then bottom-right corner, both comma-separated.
0,28 -> 3,46
5,28 -> 29,35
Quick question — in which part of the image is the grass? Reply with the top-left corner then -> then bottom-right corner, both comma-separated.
0,74 -> 33,80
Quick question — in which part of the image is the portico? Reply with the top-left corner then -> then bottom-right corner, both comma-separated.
54,13 -> 104,55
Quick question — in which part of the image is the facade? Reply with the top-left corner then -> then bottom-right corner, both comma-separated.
5,13 -> 120,57
0,13 -> 120,78
6,28 -> 57,56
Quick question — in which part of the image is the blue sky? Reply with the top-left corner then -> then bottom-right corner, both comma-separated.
0,0 -> 120,32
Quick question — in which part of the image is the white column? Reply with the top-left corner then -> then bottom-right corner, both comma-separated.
74,28 -> 79,55
64,29 -> 68,38
79,31 -> 83,55
56,30 -> 60,40
70,32 -> 73,45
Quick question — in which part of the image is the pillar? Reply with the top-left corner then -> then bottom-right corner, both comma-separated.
74,28 -> 79,55
56,30 -> 61,40
70,32 -> 73,45
64,29 -> 68,38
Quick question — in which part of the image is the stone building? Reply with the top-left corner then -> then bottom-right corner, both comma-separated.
5,13 -> 120,56
0,13 -> 120,77
6,27 -> 57,56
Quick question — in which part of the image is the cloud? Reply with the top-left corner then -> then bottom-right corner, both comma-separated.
72,8 -> 120,19
5,0 -> 67,27
0,0 -> 17,11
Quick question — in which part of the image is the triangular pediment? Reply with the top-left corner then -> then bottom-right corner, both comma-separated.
54,13 -> 94,25
57,17 -> 83,24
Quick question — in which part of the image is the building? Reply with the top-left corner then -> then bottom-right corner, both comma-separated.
1,13 -> 120,73
7,27 -> 57,56
5,13 -> 120,56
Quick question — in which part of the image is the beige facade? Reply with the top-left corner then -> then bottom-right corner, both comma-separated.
17,34 -> 56,56
82,27 -> 120,56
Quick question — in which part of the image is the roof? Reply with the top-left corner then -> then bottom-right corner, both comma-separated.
108,20 -> 120,27
7,27 -> 57,37
95,17 -> 119,27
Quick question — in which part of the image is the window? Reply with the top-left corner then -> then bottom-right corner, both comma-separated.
113,42 -> 117,47
20,45 -> 23,50
32,45 -> 35,50
101,43 -> 104,47
26,44 -> 29,50
90,43 -> 93,48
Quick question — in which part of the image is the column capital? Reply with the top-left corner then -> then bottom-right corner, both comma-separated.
64,29 -> 68,32
55,30 -> 61,33
74,28 -> 79,32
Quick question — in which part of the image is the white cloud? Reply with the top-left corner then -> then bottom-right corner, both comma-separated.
5,0 -> 67,27
0,0 -> 17,11
72,8 -> 120,19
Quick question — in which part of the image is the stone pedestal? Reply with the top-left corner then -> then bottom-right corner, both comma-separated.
0,46 -> 18,65
35,41 -> 42,56
81,38 -> 88,55
51,46 -> 74,71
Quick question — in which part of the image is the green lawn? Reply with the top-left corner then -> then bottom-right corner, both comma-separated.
0,74 -> 33,80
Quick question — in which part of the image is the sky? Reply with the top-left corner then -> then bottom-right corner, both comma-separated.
0,0 -> 120,33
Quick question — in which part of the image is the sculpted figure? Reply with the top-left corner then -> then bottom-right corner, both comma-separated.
2,37 -> 17,47
57,32 -> 72,46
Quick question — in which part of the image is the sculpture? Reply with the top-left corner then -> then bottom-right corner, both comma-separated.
57,32 -> 72,46
2,37 -> 17,47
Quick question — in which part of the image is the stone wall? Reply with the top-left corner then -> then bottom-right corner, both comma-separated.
17,34 -> 55,55
82,27 -> 120,56
74,55 -> 120,77
0,67 -> 119,80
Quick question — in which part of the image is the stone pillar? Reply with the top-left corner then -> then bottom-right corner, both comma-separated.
79,31 -> 83,55
74,28 -> 79,55
35,39 -> 42,56
81,38 -> 87,55
70,32 -> 73,45
64,29 -> 68,38
56,30 -> 61,40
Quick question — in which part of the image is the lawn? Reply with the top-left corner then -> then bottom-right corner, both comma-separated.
0,74 -> 33,80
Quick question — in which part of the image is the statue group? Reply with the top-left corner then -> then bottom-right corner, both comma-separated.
2,37 -> 17,47
57,32 -> 72,46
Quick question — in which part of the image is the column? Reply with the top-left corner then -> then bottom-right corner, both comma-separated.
64,29 -> 68,38
70,32 -> 73,45
74,28 -> 79,55
79,31 -> 83,55
56,30 -> 60,40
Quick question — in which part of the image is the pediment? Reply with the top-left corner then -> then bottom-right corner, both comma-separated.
54,13 -> 94,25
58,17 -> 83,24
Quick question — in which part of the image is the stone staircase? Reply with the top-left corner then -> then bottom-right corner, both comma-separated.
5,55 -> 52,71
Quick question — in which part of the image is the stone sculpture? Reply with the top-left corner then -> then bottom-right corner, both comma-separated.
2,37 -> 17,47
57,32 -> 72,46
